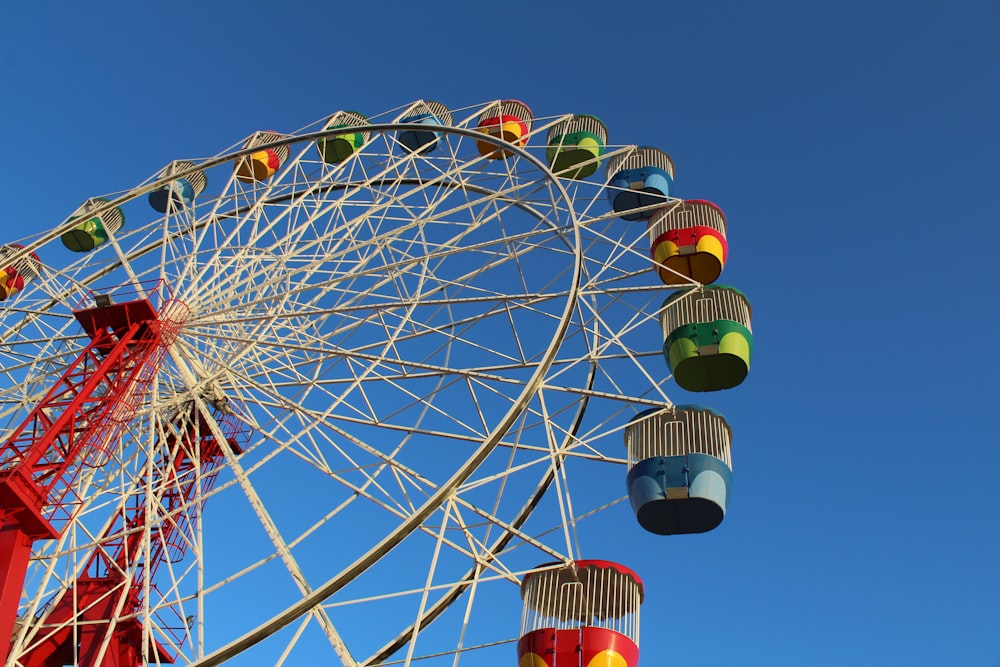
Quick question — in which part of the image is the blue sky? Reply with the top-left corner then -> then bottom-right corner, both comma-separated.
2,1 -> 999,665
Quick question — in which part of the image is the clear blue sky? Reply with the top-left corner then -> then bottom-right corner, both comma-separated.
2,1 -> 998,665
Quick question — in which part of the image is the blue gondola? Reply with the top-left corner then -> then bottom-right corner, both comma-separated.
606,147 -> 675,220
148,161 -> 207,213
624,405 -> 733,535
398,100 -> 452,154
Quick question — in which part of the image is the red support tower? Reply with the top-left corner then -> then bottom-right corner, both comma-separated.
14,402 -> 249,667
0,286 -> 184,666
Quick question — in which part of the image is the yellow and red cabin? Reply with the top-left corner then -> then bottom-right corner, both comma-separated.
235,131 -> 290,182
648,199 -> 728,285
476,100 -> 533,159
518,560 -> 643,667
0,244 -> 41,301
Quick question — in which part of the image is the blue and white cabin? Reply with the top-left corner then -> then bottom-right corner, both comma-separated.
624,405 -> 733,535
148,161 -> 208,213
605,147 -> 675,220
397,100 -> 453,154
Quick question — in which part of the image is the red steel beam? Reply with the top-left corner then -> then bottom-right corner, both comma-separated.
16,404 -> 249,667
0,294 -> 177,666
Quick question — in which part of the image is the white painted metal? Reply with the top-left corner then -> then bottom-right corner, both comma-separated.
0,102 -> 680,666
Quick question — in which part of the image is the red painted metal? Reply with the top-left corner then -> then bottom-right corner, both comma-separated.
517,627 -> 640,667
12,580 -> 165,667
15,404 -> 249,667
521,560 -> 645,599
0,288 -> 182,666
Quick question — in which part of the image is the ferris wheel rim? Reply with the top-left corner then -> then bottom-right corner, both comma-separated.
0,122 -> 591,351
171,124 -> 588,667
4,111 -> 607,665
0,120 -> 581,272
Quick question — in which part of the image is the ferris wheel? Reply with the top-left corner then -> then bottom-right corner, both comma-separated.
0,100 -> 752,666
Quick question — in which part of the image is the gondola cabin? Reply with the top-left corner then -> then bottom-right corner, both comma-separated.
519,560 -> 643,667
648,200 -> 728,285
660,285 -> 753,392
606,147 -> 675,220
397,100 -> 452,154
235,131 -> 289,182
546,114 -> 607,179
148,161 -> 208,213
624,406 -> 733,535
0,244 -> 41,300
476,100 -> 533,159
61,198 -> 125,253
317,111 -> 371,164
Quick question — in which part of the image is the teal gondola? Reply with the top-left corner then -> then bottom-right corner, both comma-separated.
660,285 -> 753,392
61,198 -> 125,253
317,111 -> 370,164
546,114 -> 607,179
